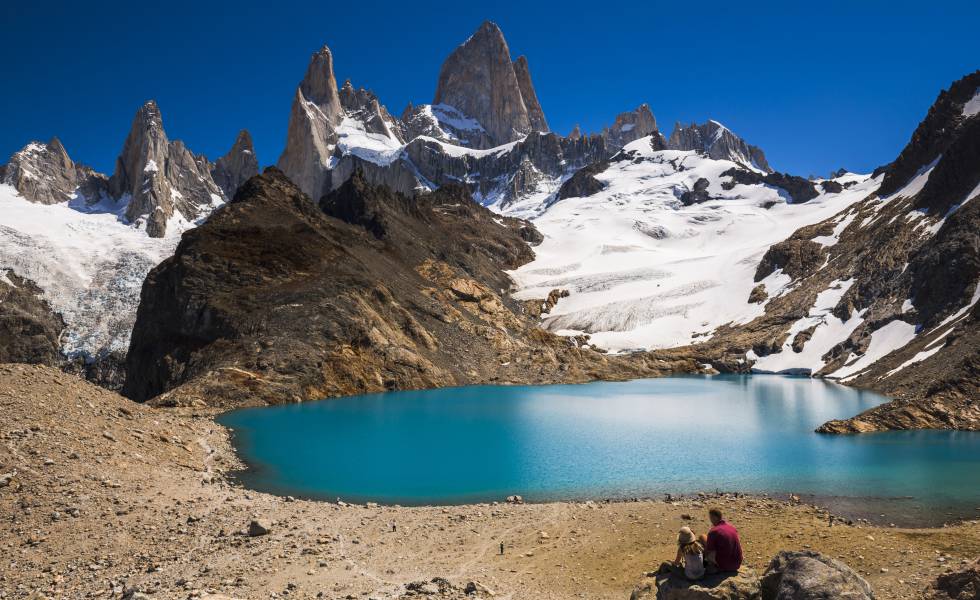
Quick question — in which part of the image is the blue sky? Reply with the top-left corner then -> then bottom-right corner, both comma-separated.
1,1 -> 978,177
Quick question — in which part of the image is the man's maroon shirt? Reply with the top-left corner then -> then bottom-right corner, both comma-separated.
705,520 -> 743,572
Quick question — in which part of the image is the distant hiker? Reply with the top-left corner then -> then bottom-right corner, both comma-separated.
674,526 -> 705,580
698,508 -> 743,573
499,542 -> 504,555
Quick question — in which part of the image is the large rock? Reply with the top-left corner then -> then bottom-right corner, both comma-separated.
668,121 -> 772,173
211,129 -> 259,198
926,557 -> 980,599
630,570 -> 760,600
432,21 -> 536,148
759,551 -> 873,600
277,45 -> 345,201
108,100 -> 224,237
2,138 -> 107,204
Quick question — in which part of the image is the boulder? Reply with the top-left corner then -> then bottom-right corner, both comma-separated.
759,551 -> 873,599
247,519 -> 272,537
925,557 -> 979,599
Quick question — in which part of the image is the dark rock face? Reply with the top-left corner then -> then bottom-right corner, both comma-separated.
681,177 -> 712,205
907,200 -> 980,327
754,239 -> 826,282
341,130 -> 612,210
0,270 -> 65,366
878,70 -> 980,199
722,168 -> 819,204
819,179 -> 843,194
556,161 -> 609,201
913,113 -> 980,214
211,130 -> 259,198
122,169 -> 675,407
432,21 -> 536,148
668,121 -> 772,172
759,551 -> 873,600
2,138 -> 107,204
109,101 -> 224,237
926,557 -> 980,599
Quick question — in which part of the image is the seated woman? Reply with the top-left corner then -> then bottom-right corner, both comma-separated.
658,526 -> 705,580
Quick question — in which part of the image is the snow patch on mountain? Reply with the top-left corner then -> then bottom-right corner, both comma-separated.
0,184 -> 185,360
510,137 -> 878,353
963,88 -> 980,118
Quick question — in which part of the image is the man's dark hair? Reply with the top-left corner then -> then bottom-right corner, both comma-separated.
708,508 -> 723,520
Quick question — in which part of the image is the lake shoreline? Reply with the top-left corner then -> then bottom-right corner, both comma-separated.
2,363 -> 977,600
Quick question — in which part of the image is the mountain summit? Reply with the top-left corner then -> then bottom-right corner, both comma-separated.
433,21 -> 547,147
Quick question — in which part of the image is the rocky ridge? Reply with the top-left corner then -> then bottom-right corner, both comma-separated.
667,120 -> 772,173
108,100 -> 227,237
122,169 -> 708,407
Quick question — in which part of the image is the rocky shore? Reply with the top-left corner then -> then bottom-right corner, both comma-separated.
2,363 -> 977,600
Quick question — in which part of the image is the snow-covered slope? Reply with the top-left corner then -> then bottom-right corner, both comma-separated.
0,184 -> 188,359
509,137 -> 878,353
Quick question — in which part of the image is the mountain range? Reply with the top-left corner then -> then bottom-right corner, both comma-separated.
1,21 -> 977,432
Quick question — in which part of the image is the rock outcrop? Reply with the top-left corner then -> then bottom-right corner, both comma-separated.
0,270 -> 65,366
668,121 -> 772,172
556,161 -> 609,201
211,130 -> 259,198
432,21 -> 540,148
926,557 -> 980,599
277,45 -> 345,201
123,169 -> 689,407
603,104 -> 664,150
629,552 -> 872,600
877,69 -> 980,201
722,168 -> 819,204
630,569 -> 760,599
760,551 -> 874,599
2,138 -> 107,204
108,100 -> 224,237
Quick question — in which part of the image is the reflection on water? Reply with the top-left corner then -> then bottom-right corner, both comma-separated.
218,375 -> 980,524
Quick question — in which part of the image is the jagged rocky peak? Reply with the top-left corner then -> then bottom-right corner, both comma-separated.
278,44 -> 346,201
2,137 -> 107,204
211,129 -> 259,198
603,104 -> 664,149
667,119 -> 772,172
299,45 -> 344,116
568,125 -> 582,140
108,100 -> 224,238
513,55 -> 549,133
339,80 -> 405,142
432,20 -> 543,148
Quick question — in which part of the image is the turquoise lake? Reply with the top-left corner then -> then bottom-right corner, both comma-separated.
218,375 -> 980,524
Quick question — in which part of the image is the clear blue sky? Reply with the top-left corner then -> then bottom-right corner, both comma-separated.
2,1 -> 978,177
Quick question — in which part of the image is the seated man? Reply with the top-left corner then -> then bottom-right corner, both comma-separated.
698,508 -> 743,573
